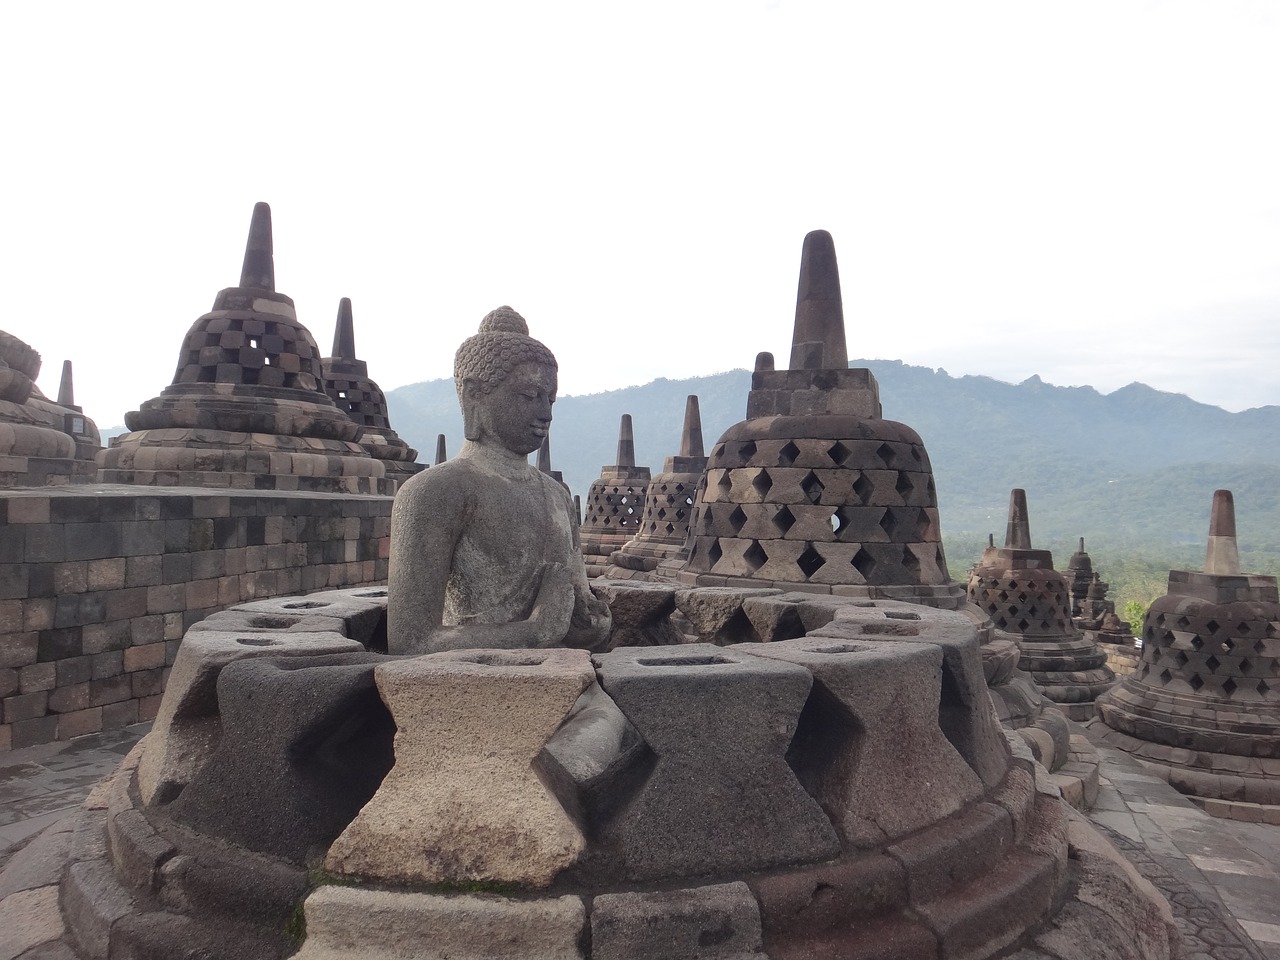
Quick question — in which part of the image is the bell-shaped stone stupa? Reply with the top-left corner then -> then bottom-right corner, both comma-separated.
967,490 -> 1115,720
321,297 -> 422,483
98,204 -> 391,493
0,335 -> 100,486
580,414 -> 651,577
606,395 -> 708,578
1094,491 -> 1280,820
677,230 -> 959,606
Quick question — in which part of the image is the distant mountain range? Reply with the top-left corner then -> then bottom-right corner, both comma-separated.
386,361 -> 1280,561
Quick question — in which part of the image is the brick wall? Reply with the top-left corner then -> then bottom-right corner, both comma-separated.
0,486 -> 392,750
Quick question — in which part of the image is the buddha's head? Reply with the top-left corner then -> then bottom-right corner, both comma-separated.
455,306 -> 559,456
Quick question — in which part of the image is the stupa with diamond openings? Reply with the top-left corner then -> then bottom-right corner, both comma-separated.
606,394 -> 707,578
1093,490 -> 1280,820
580,414 -> 650,577
676,230 -> 960,606
966,490 -> 1116,720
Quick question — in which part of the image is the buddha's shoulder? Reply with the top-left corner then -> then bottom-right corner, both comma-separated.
393,459 -> 482,503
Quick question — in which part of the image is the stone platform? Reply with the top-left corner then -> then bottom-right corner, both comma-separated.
0,585 -> 1190,960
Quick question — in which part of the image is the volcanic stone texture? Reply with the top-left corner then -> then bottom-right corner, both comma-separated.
0,487 -> 391,753
1094,569 -> 1280,819
588,643 -> 840,883
679,417 -> 955,599
325,648 -> 597,887
164,652 -> 395,862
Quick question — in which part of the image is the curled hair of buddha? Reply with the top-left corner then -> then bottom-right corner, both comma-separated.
455,306 -> 558,438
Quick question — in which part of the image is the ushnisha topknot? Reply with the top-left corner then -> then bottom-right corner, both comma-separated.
454,306 -> 557,400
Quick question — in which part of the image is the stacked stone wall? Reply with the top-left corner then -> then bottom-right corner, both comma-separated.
0,487 -> 391,750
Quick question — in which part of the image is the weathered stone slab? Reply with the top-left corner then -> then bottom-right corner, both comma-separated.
0,818 -> 73,898
591,580 -> 685,647
326,648 -> 594,887
293,886 -> 586,960
736,635 -> 983,847
591,644 -> 839,882
166,652 -> 393,862
136,629 -> 361,805
807,600 -> 1009,788
590,882 -> 767,960
0,885 -> 65,959
674,587 -> 780,644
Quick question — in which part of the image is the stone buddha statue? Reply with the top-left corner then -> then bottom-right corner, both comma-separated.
387,307 -> 611,654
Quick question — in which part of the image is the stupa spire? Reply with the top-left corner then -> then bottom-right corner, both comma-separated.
434,434 -> 447,465
537,435 -> 553,474
1004,489 -> 1033,550
788,229 -> 848,371
332,298 -> 357,360
616,414 -> 635,467
57,360 -> 74,407
238,202 -> 275,291
679,395 -> 704,459
1204,489 -> 1241,576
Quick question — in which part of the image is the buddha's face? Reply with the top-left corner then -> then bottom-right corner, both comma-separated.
467,361 -> 557,456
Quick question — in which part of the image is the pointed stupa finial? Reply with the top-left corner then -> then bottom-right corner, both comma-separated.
332,298 -> 357,359
57,360 -> 74,407
679,395 -> 704,459
1004,489 -> 1033,550
616,414 -> 635,467
789,230 -> 848,372
1204,489 -> 1241,576
239,202 -> 275,291
987,533 -> 995,548
434,434 -> 447,465
537,435 -> 553,474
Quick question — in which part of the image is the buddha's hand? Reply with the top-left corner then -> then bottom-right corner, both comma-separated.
528,561 -> 576,646
568,583 -> 612,651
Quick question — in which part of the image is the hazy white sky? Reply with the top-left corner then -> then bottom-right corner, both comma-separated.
3,0 -> 1278,429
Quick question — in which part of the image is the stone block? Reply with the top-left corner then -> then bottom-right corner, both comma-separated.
327,648 -> 595,887
0,632 -> 37,668
18,661 -> 57,693
0,818 -> 74,898
293,886 -> 587,960
886,802 -> 1012,903
136,628 -> 362,805
809,600 -> 1009,788
736,636 -> 983,847
63,859 -> 136,960
590,644 -> 839,883
914,849 -> 1056,959
4,690 -> 49,722
57,706 -> 104,738
591,882 -> 766,960
751,853 -> 908,943
0,884 -> 65,959
10,714 -> 58,748
167,652 -> 393,863
108,807 -> 176,893
674,586 -> 780,644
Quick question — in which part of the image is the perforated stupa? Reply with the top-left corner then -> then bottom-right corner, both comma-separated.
676,230 -> 959,606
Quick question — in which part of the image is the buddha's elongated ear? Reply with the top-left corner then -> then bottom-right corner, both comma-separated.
461,378 -> 482,441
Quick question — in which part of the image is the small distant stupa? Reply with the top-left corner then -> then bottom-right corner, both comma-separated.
0,335 -> 100,486
966,490 -> 1115,720
1094,490 -> 1280,819
320,297 -> 422,483
579,414 -> 651,577
606,395 -> 707,578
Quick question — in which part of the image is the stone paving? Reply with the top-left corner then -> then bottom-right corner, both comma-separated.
0,721 -> 1278,959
